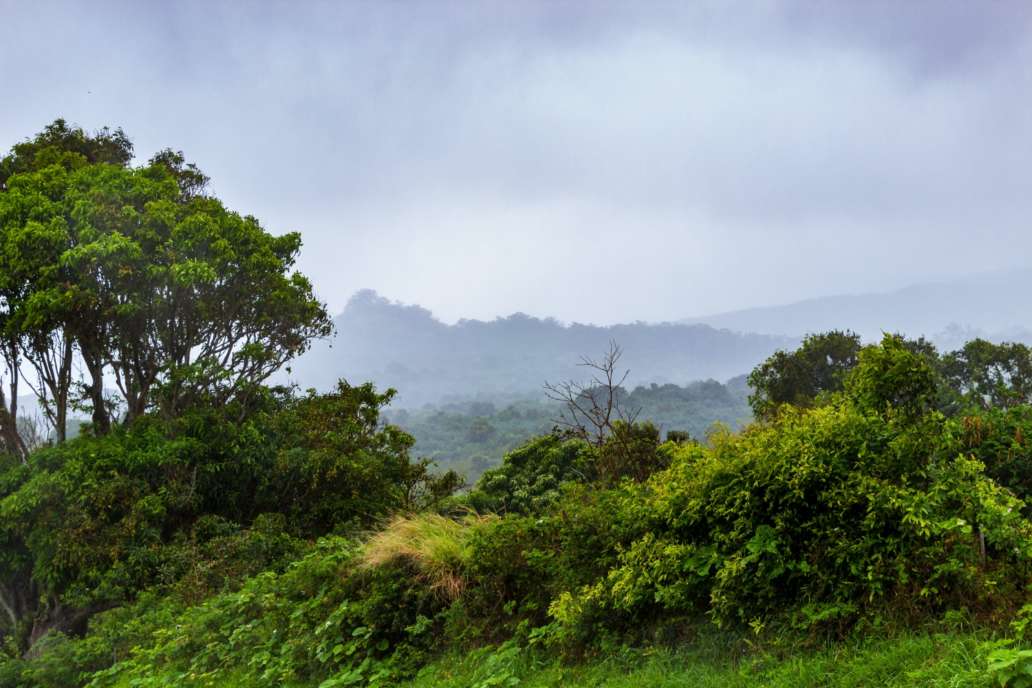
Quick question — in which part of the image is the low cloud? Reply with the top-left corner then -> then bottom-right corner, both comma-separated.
2,1 -> 1030,323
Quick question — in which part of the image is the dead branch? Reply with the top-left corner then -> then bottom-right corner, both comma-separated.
544,340 -> 641,447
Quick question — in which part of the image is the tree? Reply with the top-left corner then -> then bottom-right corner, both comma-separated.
0,118 -> 132,190
466,434 -> 596,514
544,340 -> 639,447
0,119 -> 133,447
940,339 -> 1032,410
844,333 -> 938,419
0,120 -> 333,438
748,330 -> 861,420
545,342 -> 665,484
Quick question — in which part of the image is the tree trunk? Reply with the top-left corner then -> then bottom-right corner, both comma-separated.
0,342 -> 27,461
54,335 -> 73,443
0,574 -> 37,654
83,353 -> 111,435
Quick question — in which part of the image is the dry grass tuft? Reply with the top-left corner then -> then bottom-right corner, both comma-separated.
359,512 -> 493,600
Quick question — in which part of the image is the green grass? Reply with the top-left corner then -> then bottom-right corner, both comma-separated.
402,633 -> 995,688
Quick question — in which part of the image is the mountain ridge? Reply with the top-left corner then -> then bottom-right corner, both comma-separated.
680,267 -> 1032,342
284,290 -> 797,407
286,267 -> 1032,407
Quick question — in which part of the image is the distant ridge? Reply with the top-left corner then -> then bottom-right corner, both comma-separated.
682,268 -> 1032,344
286,269 -> 1032,407
285,290 -> 796,407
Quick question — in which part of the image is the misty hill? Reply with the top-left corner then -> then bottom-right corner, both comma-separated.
285,290 -> 795,407
683,268 -> 1032,344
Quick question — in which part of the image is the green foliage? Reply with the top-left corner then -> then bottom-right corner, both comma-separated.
262,382 -> 461,533
81,535 -> 458,688
954,407 -> 1032,511
0,381 -> 455,658
404,633 -> 996,688
389,378 -> 751,481
549,340 -> 1032,644
988,643 -> 1032,688
8,321 -> 1032,686
0,119 -> 133,190
845,334 -> 940,418
0,119 -> 331,446
464,420 -> 666,516
666,430 -> 691,444
942,339 -> 1032,412
596,421 -> 666,484
466,435 -> 596,515
747,330 -> 861,420
748,330 -> 1032,423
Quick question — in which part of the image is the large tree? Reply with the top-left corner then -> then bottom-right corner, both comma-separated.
0,120 -> 332,445
940,338 -> 1032,410
747,330 -> 862,420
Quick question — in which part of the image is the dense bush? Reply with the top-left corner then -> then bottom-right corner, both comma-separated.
465,434 -> 596,515
553,404 -> 1031,641
0,381 -> 457,659
8,335 -> 1032,686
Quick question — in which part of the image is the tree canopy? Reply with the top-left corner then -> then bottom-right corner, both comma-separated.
747,330 -> 861,419
0,120 -> 332,455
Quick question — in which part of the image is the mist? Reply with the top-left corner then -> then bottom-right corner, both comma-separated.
3,1 -> 1031,325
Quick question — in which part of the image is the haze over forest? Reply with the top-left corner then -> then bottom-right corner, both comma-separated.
288,266 -> 1032,408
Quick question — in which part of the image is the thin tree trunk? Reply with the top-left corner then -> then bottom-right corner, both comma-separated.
54,335 -> 73,443
83,352 -> 111,435
0,341 -> 27,462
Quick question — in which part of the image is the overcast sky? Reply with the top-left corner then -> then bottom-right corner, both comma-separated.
2,1 -> 1031,324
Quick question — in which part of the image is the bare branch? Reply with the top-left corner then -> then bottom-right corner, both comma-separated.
544,340 -> 633,448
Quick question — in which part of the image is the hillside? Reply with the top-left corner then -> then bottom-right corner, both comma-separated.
683,267 -> 1032,342
285,290 -> 795,407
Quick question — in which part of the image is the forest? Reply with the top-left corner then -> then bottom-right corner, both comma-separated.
387,375 -> 751,482
5,122 -> 1032,688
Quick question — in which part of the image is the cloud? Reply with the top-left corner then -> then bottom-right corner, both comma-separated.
2,1 -> 1030,323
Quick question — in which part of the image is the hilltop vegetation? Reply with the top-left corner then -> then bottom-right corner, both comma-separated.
387,376 -> 751,481
6,121 -> 1032,687
284,289 -> 795,407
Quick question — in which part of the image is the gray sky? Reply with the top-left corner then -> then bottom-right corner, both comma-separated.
3,1 -> 1031,324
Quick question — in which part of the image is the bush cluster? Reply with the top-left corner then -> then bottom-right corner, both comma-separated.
7,336 -> 1032,686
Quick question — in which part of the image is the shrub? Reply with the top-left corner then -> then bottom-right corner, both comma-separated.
466,434 -> 595,515
551,400 -> 1032,642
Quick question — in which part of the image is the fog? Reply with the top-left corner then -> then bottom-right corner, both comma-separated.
3,1 -> 1030,325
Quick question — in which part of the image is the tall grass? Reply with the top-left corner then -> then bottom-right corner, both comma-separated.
359,513 -> 492,599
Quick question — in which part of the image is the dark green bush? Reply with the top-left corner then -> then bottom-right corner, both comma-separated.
0,380 -> 457,659
465,434 -> 595,515
956,407 -> 1032,511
